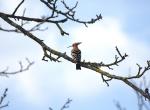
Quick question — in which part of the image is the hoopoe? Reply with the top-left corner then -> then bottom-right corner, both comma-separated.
68,42 -> 81,70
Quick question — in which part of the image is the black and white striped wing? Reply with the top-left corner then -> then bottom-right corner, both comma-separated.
71,49 -> 81,62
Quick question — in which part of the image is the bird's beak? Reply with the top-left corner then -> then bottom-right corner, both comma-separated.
77,42 -> 82,45
67,45 -> 72,48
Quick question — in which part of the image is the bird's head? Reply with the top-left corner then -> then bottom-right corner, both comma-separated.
68,42 -> 82,48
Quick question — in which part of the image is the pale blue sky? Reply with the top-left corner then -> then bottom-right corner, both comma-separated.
0,0 -> 150,110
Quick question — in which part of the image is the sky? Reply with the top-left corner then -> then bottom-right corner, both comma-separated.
0,0 -> 150,110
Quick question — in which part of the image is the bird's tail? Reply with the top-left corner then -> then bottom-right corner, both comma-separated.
76,61 -> 81,70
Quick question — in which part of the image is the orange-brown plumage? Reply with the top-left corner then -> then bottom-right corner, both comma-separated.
68,42 -> 81,70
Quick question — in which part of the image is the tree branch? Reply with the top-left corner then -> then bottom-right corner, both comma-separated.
0,12 -> 67,24
49,98 -> 72,110
40,0 -> 102,28
12,0 -> 25,16
115,77 -> 150,110
82,46 -> 128,70
60,98 -> 72,110
0,0 -> 102,36
0,88 -> 9,109
0,58 -> 34,77
0,12 -> 149,100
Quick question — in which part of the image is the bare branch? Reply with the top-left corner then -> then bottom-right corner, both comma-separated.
0,0 -> 150,102
0,14 -> 149,99
0,12 -> 67,24
60,98 -> 72,110
0,88 -> 9,109
0,26 -> 18,32
48,98 -> 72,110
115,77 -> 150,110
0,15 -> 48,33
81,46 -> 128,70
0,58 -> 34,77
124,61 -> 150,80
0,0 -> 102,36
101,74 -> 112,86
103,46 -> 128,68
133,77 -> 150,110
28,22 -> 48,32
21,8 -> 27,26
40,0 -> 102,27
12,0 -> 25,16
61,0 -> 78,19
42,47 -> 61,62
56,23 -> 69,36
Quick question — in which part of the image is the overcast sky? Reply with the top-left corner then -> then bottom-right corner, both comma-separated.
0,0 -> 150,110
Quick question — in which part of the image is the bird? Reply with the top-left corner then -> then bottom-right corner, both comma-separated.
68,42 -> 82,70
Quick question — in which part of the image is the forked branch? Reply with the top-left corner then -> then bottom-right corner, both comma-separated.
0,58 -> 34,77
49,98 -> 72,110
82,46 -> 128,70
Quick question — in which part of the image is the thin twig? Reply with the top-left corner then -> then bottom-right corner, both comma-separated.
0,88 -> 9,109
12,0 -> 25,16
60,98 -> 72,110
